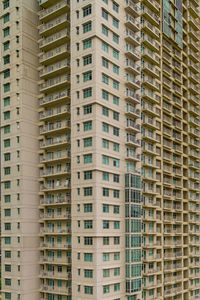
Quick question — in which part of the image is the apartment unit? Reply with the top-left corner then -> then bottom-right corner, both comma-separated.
1,0 -> 200,300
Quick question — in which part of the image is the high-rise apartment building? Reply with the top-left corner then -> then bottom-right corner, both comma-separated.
1,0 -> 200,300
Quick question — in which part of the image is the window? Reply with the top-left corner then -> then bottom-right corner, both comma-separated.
83,87 -> 92,98
114,267 -> 120,276
102,106 -> 109,116
4,209 -> 11,217
84,121 -> 92,131
84,204 -> 93,213
113,80 -> 119,90
102,155 -> 109,165
84,220 -> 93,229
84,171 -> 92,179
102,25 -> 109,36
113,1 -> 119,12
113,143 -> 119,152
4,153 -> 11,161
83,5 -> 92,17
114,205 -> 120,213
113,49 -> 119,59
4,83 -> 10,92
113,17 -> 119,28
84,269 -> 93,278
5,251 -> 11,258
114,283 -> 120,291
102,139 -> 109,149
83,38 -> 92,49
4,0 -> 10,9
5,278 -> 11,286
102,57 -> 109,68
103,285 -> 110,294
103,253 -> 110,261
4,167 -> 11,175
102,41 -> 109,52
113,95 -> 119,105
84,286 -> 93,295
114,252 -> 120,260
102,73 -> 109,84
113,158 -> 119,167
114,221 -> 120,229
103,204 -> 109,212
84,104 -> 92,114
84,253 -> 93,261
102,122 -> 109,133
103,220 -> 109,229
103,188 -> 109,196
83,21 -> 92,33
84,187 -> 93,196
114,190 -> 120,198
103,237 -> 109,245
103,269 -> 110,277
4,111 -> 10,120
4,125 -> 10,134
84,237 -> 93,245
5,223 -> 11,230
4,41 -> 10,51
113,127 -> 119,136
113,33 -> 119,44
84,154 -> 92,164
102,90 -> 109,100
4,139 -> 10,148
4,69 -> 10,78
113,174 -> 120,183
83,71 -> 92,82
84,137 -> 92,147
4,13 -> 10,23
113,64 -> 119,75
102,9 -> 108,20
4,97 -> 10,106
5,237 -> 11,244
3,27 -> 10,37
83,55 -> 92,65
4,195 -> 11,203
103,172 -> 109,181
4,55 -> 10,64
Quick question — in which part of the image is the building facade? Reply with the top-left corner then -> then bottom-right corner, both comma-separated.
1,0 -> 200,300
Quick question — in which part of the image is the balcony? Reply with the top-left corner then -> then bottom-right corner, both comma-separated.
141,0 -> 160,13
125,14 -> 140,32
141,6 -> 159,26
125,59 -> 140,75
188,16 -> 200,31
39,29 -> 70,51
40,196 -> 71,205
189,49 -> 200,62
189,38 -> 200,52
39,0 -> 70,21
39,44 -> 70,65
40,212 -> 71,220
142,20 -> 160,39
125,29 -> 140,46
126,104 -> 141,118
40,227 -> 71,234
40,285 -> 72,295
40,271 -> 72,279
142,62 -> 159,78
40,137 -> 70,149
142,48 -> 160,65
125,0 -> 140,17
126,119 -> 141,133
125,44 -> 140,60
125,89 -> 140,104
189,71 -> 199,84
40,105 -> 70,121
126,75 -> 140,90
39,15 -> 70,36
40,167 -> 71,178
126,134 -> 140,147
40,182 -> 71,191
189,82 -> 199,94
40,74 -> 70,93
189,27 -> 200,42
40,59 -> 70,79
188,3 -> 199,18
40,89 -> 70,106
141,34 -> 160,52
141,77 -> 160,91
